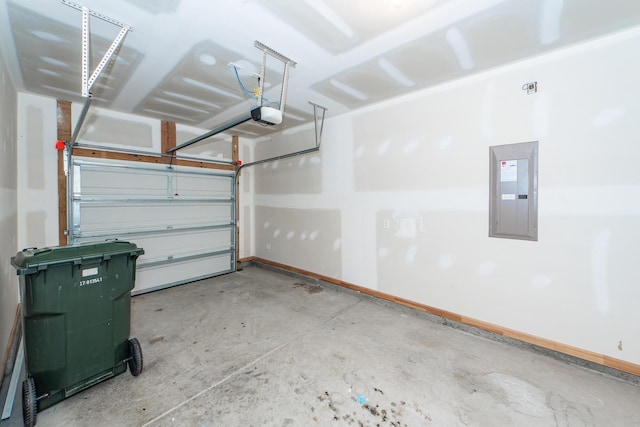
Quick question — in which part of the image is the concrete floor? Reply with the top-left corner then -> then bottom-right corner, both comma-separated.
2,264 -> 639,426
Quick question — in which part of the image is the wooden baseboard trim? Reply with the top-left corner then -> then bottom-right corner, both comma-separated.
249,257 -> 640,377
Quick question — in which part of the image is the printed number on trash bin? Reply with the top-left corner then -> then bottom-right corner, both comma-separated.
80,277 -> 103,286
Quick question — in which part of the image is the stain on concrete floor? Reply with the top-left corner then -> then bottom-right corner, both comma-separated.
293,282 -> 324,294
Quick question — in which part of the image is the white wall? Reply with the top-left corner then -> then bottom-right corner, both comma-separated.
0,45 -> 19,374
252,27 -> 640,366
17,93 -> 59,249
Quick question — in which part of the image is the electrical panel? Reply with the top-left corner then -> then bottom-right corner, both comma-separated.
489,141 -> 538,241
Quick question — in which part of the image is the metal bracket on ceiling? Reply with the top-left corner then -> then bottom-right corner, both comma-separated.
309,101 -> 327,149
254,40 -> 297,112
62,0 -> 132,98
63,0 -> 132,151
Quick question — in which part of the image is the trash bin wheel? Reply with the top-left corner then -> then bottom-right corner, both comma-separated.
128,338 -> 143,376
22,377 -> 37,427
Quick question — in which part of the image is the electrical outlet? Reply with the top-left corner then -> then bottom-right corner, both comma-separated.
266,243 -> 271,250
522,81 -> 537,94
383,219 -> 390,229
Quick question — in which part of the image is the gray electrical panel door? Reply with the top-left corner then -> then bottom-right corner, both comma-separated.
489,141 -> 538,241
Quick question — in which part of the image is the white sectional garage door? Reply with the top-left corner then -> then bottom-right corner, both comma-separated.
69,157 -> 236,294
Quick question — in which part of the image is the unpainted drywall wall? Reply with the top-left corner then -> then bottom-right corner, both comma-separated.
0,45 -> 18,376
254,124 -> 322,195
176,124 -> 232,161
239,142 -> 254,259
17,93 -> 59,249
252,27 -> 640,366
73,104 -> 159,152
255,206 -> 342,278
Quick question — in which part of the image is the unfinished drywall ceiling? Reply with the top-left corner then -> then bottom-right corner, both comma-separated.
1,0 -> 640,137
6,2 -> 143,106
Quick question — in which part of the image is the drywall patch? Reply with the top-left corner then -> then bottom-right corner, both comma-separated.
393,211 -> 423,239
255,206 -> 341,277
177,127 -> 231,160
591,230 -> 611,314
77,112 -> 153,148
530,274 -> 552,288
243,205 -> 251,258
26,106 -> 45,189
353,93 -> 483,192
591,108 -> 625,128
26,211 -> 47,248
477,261 -> 497,276
254,126 -> 322,195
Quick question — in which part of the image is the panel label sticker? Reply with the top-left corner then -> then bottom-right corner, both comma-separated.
500,160 -> 518,182
501,194 -> 516,200
82,267 -> 99,277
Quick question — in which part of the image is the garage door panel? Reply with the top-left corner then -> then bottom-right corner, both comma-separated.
169,173 -> 232,198
127,229 -> 232,265
134,254 -> 232,294
78,167 -> 170,198
76,203 -> 232,236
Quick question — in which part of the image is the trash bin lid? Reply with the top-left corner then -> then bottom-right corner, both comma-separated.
11,240 -> 144,275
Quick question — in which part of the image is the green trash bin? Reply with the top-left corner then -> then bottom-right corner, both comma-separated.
11,240 -> 145,427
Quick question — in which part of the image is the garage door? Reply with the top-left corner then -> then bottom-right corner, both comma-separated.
69,157 -> 236,294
